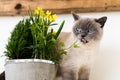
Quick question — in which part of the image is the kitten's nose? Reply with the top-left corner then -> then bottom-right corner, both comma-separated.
81,34 -> 86,38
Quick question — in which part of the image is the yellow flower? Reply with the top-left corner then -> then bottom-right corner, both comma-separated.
46,10 -> 51,18
40,11 -> 45,17
34,7 -> 45,17
48,16 -> 53,21
52,14 -> 57,19
52,31 -> 56,35
48,14 -> 57,22
51,14 -> 57,22
34,7 -> 42,15
34,7 -> 57,22
34,9 -> 39,15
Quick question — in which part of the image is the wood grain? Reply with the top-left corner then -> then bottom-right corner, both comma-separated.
0,0 -> 120,16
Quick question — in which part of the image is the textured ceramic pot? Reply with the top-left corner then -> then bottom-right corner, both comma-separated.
5,59 -> 57,80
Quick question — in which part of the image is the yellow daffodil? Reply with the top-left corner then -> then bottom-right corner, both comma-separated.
48,16 -> 53,22
40,11 -> 45,17
48,14 -> 57,22
46,10 -> 51,17
34,10 -> 39,15
34,7 -> 57,23
34,7 -> 45,17
51,14 -> 57,22
34,7 -> 42,15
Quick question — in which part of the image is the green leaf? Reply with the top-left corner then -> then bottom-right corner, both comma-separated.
73,43 -> 80,48
50,23 -> 58,26
54,20 -> 65,39
59,42 -> 65,47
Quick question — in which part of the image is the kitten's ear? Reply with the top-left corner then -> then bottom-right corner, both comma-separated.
95,16 -> 107,28
71,12 -> 80,21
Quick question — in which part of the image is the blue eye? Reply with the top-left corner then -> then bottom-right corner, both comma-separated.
88,29 -> 95,34
76,28 -> 81,33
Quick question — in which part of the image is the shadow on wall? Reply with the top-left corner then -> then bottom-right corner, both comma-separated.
90,47 -> 120,80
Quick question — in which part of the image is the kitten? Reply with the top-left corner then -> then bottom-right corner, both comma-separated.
56,12 -> 107,80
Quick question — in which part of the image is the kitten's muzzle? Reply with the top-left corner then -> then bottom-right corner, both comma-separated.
81,34 -> 86,38
80,34 -> 88,44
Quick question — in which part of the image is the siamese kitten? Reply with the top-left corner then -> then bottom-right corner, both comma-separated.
57,13 -> 107,80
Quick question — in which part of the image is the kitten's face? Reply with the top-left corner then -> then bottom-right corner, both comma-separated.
72,13 -> 107,44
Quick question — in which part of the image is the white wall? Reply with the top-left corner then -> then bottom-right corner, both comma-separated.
0,12 -> 120,80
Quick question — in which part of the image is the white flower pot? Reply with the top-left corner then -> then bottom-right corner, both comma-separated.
5,59 -> 57,80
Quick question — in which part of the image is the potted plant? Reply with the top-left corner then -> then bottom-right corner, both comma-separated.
4,8 -> 66,80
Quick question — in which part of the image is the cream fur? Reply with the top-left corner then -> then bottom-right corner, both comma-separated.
55,14 -> 106,80
55,32 -> 101,80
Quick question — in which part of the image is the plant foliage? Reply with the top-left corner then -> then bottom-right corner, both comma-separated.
4,8 -> 66,63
